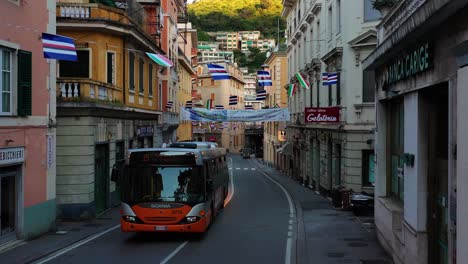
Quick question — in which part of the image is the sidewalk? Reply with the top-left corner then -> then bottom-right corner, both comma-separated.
251,158 -> 392,264
0,207 -> 120,264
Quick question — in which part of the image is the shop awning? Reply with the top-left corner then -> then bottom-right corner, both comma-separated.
277,142 -> 292,155
146,52 -> 173,67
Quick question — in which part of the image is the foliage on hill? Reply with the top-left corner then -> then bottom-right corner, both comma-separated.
188,0 -> 286,41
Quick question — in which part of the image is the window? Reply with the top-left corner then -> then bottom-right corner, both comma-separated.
389,99 -> 404,201
328,7 -> 333,41
1,49 -> 12,114
364,0 -> 382,22
363,70 -> 375,102
17,50 -> 32,116
148,64 -> 153,97
362,150 -> 375,186
129,52 -> 135,90
336,0 -> 341,33
139,58 -> 144,94
60,50 -> 89,78
107,52 -> 115,84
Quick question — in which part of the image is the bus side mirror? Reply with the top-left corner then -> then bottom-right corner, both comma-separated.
207,179 -> 213,192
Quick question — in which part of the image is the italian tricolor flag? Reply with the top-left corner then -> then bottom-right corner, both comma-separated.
287,83 -> 296,97
296,72 -> 310,90
206,99 -> 212,109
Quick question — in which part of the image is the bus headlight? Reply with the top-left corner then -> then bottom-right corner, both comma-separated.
185,216 -> 199,223
123,216 -> 136,223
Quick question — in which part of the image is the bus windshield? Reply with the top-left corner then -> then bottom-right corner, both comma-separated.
121,165 -> 205,205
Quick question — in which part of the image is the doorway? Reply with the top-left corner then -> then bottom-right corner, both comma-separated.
426,84 -> 449,264
95,144 -> 109,216
0,166 -> 17,243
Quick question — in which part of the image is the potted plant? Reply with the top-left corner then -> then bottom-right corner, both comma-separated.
372,0 -> 398,17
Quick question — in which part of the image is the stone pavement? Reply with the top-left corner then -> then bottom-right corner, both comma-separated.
0,208 -> 120,264
250,158 -> 393,264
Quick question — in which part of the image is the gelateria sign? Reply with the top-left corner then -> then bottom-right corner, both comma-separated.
305,107 -> 340,123
380,41 -> 432,88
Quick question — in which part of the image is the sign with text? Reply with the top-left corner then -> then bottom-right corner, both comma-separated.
0,147 -> 25,165
305,107 -> 340,123
137,126 -> 154,137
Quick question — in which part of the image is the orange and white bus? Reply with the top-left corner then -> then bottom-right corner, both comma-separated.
113,147 -> 229,233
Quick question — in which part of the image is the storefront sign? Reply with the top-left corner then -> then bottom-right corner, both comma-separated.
381,41 -> 432,88
181,108 -> 290,122
193,128 -> 206,134
278,130 -> 286,141
136,126 -> 154,137
305,107 -> 340,123
0,147 -> 25,165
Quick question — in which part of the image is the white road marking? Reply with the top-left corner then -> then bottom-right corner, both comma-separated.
159,241 -> 189,264
289,219 -> 293,225
33,225 -> 120,264
235,168 -> 240,170
251,168 -> 256,170
251,160 -> 296,264
243,168 -> 248,170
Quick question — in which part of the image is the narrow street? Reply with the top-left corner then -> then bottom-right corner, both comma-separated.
39,155 -> 292,264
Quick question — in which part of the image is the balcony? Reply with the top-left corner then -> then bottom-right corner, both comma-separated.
57,78 -> 122,104
380,0 -> 427,41
160,112 -> 179,130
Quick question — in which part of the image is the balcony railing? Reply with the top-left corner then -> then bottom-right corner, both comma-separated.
57,78 -> 122,103
380,0 -> 427,40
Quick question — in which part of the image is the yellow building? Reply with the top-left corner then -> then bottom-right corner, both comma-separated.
263,47 -> 288,169
193,63 -> 245,151
55,0 -> 167,219
176,47 -> 196,141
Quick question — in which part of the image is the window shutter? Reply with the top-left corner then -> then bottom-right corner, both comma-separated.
17,50 -> 32,116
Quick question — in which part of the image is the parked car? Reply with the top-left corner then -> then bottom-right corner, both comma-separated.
241,148 -> 252,159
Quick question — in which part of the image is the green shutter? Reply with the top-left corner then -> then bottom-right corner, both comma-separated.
17,50 -> 32,117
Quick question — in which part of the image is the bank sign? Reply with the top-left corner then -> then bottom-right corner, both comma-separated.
305,107 -> 340,123
381,41 -> 432,88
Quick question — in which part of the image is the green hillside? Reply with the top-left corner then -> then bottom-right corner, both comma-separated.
188,0 -> 286,41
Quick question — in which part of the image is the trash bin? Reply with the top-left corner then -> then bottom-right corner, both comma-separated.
341,190 -> 351,209
331,186 -> 344,208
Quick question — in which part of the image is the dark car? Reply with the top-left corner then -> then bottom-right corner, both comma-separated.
241,148 -> 252,159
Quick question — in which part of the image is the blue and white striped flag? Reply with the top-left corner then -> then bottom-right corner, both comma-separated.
257,70 -> 272,86
229,96 -> 238,105
245,105 -> 253,110
41,33 -> 77,61
166,101 -> 173,109
215,105 -> 224,110
207,63 -> 230,80
322,72 -> 338,85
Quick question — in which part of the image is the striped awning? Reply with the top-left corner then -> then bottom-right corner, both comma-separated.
146,52 -> 173,67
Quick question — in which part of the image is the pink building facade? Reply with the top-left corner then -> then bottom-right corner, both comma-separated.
0,0 -> 56,244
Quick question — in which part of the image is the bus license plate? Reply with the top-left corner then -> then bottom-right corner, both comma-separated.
155,226 -> 167,231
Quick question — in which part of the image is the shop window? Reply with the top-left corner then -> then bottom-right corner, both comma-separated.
362,150 -> 375,186
60,50 -> 89,78
389,99 -> 404,201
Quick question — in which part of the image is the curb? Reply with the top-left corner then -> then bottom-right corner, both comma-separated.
249,158 -> 309,264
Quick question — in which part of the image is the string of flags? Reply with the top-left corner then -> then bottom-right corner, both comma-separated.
207,63 -> 230,80
256,90 -> 267,101
257,70 -> 272,86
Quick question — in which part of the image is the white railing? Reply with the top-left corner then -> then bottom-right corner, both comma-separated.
59,6 -> 90,18
59,82 -> 80,98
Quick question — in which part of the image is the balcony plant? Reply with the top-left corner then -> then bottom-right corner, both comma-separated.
372,0 -> 398,17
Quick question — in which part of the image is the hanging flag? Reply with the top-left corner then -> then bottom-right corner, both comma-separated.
256,90 -> 267,100
41,33 -> 77,61
287,83 -> 296,97
192,121 -> 199,126
322,72 -> 329,85
296,72 -> 310,90
207,63 -> 230,80
185,100 -> 193,109
146,52 -> 173,67
273,103 -> 280,108
327,72 -> 338,85
215,105 -> 224,110
257,70 -> 273,86
229,95 -> 238,105
206,99 -> 212,109
245,105 -> 253,110
166,101 -> 173,109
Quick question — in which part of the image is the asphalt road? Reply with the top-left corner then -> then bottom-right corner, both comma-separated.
44,155 -> 292,264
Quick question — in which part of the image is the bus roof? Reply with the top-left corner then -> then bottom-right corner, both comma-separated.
168,142 -> 217,149
128,147 -> 226,165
